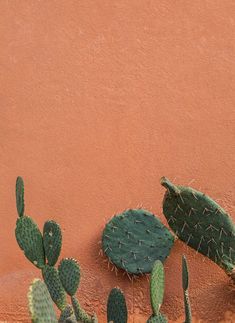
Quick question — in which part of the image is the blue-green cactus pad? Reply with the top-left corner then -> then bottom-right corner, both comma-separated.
102,209 -> 175,274
161,177 -> 235,274
43,220 -> 62,266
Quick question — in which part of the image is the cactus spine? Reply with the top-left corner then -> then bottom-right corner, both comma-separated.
161,177 -> 235,280
15,177 -> 96,322
182,256 -> 192,323
102,209 -> 175,274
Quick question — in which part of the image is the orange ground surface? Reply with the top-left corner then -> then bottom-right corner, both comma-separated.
1,1 -> 235,322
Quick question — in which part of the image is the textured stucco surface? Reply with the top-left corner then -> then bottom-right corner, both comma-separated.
0,1 -> 235,322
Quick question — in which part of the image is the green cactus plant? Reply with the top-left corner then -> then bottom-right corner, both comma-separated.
58,258 -> 80,296
148,260 -> 168,323
59,305 -> 77,323
43,220 -> 62,266
102,209 -> 175,274
182,256 -> 192,323
107,287 -> 128,323
15,177 -> 96,323
161,177 -> 235,280
28,279 -> 57,323
16,176 -> 25,217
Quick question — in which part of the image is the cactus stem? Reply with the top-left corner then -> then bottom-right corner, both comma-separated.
160,177 -> 180,194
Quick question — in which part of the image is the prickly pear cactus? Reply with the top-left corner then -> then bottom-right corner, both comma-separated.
102,209 -> 175,274
150,261 -> 164,316
107,288 -> 127,323
148,261 -> 168,322
161,177 -> 235,276
28,279 -> 57,323
182,256 -> 192,323
15,215 -> 45,269
42,265 -> 67,311
43,220 -> 62,266
147,313 -> 168,323
58,258 -> 80,296
71,296 -> 94,323
59,305 -> 76,323
16,176 -> 25,217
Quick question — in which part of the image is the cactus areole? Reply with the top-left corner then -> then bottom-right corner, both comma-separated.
161,177 -> 235,277
102,209 -> 175,274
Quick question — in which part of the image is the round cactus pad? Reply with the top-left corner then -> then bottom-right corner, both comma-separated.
102,209 -> 174,274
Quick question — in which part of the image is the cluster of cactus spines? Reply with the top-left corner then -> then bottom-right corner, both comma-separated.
15,177 -> 96,323
148,260 -> 168,323
102,209 -> 175,274
161,177 -> 235,278
182,256 -> 192,323
43,220 -> 62,266
28,279 -> 57,323
107,287 -> 128,323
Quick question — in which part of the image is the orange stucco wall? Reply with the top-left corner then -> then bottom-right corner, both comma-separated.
1,1 -> 235,322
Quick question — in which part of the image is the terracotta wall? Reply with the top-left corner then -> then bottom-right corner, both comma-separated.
1,1 -> 235,322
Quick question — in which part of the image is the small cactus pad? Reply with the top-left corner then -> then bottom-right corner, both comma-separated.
150,261 -> 165,315
182,256 -> 192,323
182,255 -> 189,291
43,220 -> 62,266
58,258 -> 80,296
102,209 -> 174,274
71,296 -> 94,323
161,177 -> 235,274
58,305 -> 75,322
107,288 -> 127,323
15,216 -> 45,269
147,314 -> 168,323
42,265 -> 67,311
16,176 -> 25,217
28,279 -> 57,323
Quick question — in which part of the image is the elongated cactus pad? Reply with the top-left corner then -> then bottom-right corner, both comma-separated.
182,256 -> 192,323
107,288 -> 127,323
28,279 -> 57,323
16,176 -> 25,217
161,177 -> 235,275
58,258 -> 80,296
15,216 -> 45,269
102,209 -> 174,274
150,261 -> 164,316
42,265 -> 67,311
43,220 -> 62,266
147,313 -> 168,323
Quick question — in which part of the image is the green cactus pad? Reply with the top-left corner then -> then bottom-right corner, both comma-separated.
71,296 -> 94,323
182,255 -> 189,291
102,209 -> 174,274
16,176 -> 25,217
42,265 -> 67,311
43,220 -> 62,266
59,305 -> 76,323
107,288 -> 127,323
161,177 -> 235,274
58,258 -> 80,296
182,256 -> 192,323
150,261 -> 164,316
15,216 -> 45,269
28,279 -> 57,323
147,313 -> 168,323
